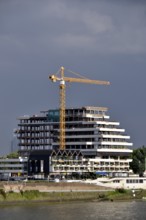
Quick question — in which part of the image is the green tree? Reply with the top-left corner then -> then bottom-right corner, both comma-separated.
6,151 -> 19,158
130,146 -> 146,175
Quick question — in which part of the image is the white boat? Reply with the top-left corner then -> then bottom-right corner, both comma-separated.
85,176 -> 146,189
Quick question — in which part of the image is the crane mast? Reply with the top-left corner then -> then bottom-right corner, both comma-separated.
59,67 -> 66,150
49,66 -> 110,150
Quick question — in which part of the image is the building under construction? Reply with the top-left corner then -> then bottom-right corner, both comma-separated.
17,106 -> 133,178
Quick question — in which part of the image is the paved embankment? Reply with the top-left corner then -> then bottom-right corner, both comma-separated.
1,181 -> 113,193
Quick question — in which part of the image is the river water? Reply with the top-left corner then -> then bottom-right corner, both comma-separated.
0,201 -> 146,220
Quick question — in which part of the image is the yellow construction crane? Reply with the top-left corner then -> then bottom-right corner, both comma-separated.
49,66 -> 110,150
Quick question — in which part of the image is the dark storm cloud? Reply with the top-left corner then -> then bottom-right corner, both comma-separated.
1,0 -> 146,56
46,0 -> 146,53
0,0 -> 146,155
111,0 -> 146,4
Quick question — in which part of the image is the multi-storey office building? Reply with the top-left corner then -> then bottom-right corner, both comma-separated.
17,106 -> 133,177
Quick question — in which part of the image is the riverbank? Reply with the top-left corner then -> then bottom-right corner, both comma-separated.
0,189 -> 146,205
0,181 -> 146,205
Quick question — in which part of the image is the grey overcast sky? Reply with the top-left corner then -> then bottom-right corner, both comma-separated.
0,0 -> 146,155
